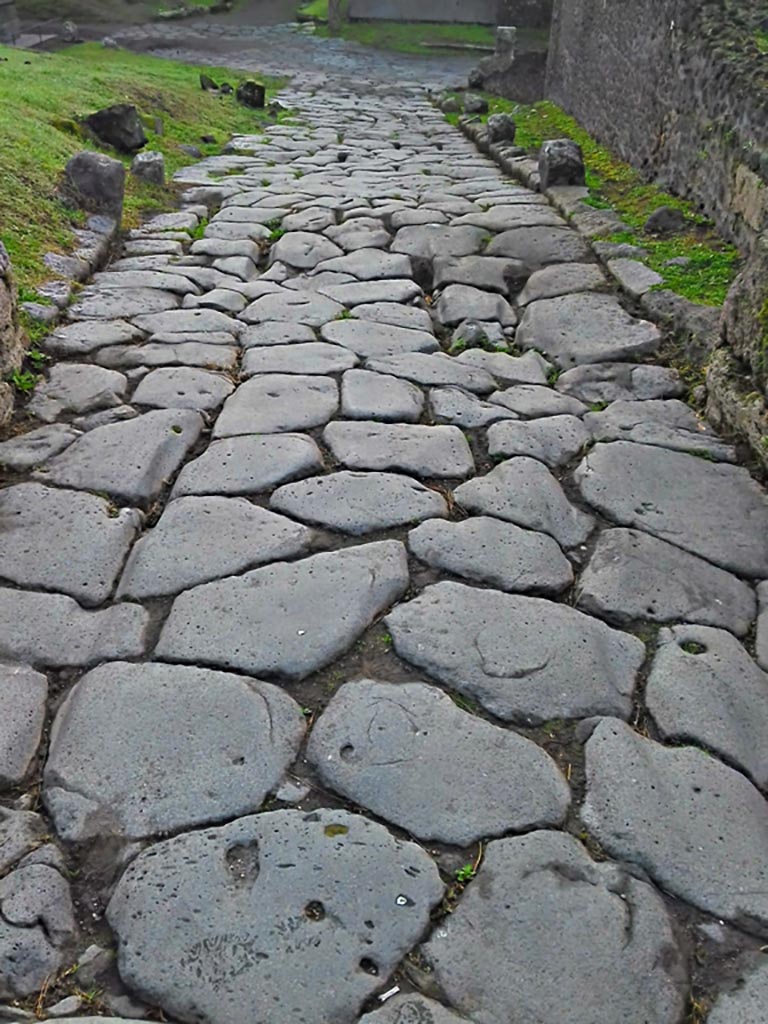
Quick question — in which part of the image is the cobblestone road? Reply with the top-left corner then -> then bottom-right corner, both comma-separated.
1,58 -> 768,1024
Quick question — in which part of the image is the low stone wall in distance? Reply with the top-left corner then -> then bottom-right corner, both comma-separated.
347,0 -> 497,25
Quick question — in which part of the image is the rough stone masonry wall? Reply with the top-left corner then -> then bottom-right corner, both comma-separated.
0,243 -> 23,428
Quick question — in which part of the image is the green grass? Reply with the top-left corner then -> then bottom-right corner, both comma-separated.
755,29 -> 768,53
0,43 -> 283,293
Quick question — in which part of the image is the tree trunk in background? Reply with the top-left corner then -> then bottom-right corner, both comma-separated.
328,0 -> 343,34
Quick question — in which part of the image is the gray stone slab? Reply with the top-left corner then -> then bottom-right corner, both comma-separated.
455,458 -> 594,548
132,367 -> 234,412
488,415 -> 589,468
28,364 -> 128,423
270,230 -> 344,269
422,830 -> 686,1024
433,255 -> 526,294
452,205 -> 565,232
157,541 -> 409,680
577,528 -> 756,636
184,287 -> 248,314
241,322 -> 318,348
321,319 -> 439,358
556,362 -> 686,403
0,483 -> 142,606
607,257 -> 663,298
489,385 -> 588,419
574,442 -> 768,577
308,680 -> 569,844
171,434 -> 323,498
45,662 -> 305,841
0,665 -> 47,788
0,808 -> 46,874
456,349 -> 549,386
190,238 -> 260,262
92,270 -> 200,295
0,588 -> 147,669
214,375 -> 338,436
517,294 -> 662,368
408,516 -> 573,595
284,271 -> 358,294
240,290 -> 344,326
313,248 -> 412,280
131,308 -> 240,338
582,718 -> 768,936
107,809 -> 442,1024
271,471 -> 447,535
45,319 -> 143,357
485,226 -> 591,269
95,342 -> 239,371
434,284 -> 516,328
68,288 -> 180,321
118,497 -> 315,600
341,369 -> 424,423
242,342 -> 358,377
324,421 -> 474,479
517,262 -> 608,305
584,399 -> 735,461
325,219 -> 391,252
320,280 -> 422,308
391,225 -> 487,261
365,353 -> 494,394
428,387 -> 518,428
353,301 -> 433,333
757,581 -> 768,672
281,207 -> 335,232
386,582 -> 643,724
708,961 -> 768,1024
0,424 -> 81,472
35,410 -> 203,507
646,625 -> 768,786
359,995 -> 469,1024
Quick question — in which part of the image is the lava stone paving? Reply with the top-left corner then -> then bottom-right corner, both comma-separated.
1,49 -> 767,1024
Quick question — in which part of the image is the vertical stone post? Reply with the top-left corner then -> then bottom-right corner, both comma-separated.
0,242 -> 24,428
328,0 -> 343,35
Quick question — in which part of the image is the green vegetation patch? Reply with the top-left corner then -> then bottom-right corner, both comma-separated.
0,43 -> 284,292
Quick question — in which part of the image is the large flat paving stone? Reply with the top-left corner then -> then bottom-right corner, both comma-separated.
132,308 -> 240,338
574,441 -> 768,577
452,204 -> 565,232
242,342 -> 358,377
341,368 -> 424,422
0,665 -> 47,788
171,433 -> 323,497
157,540 -> 409,680
455,458 -> 594,548
456,349 -> 550,386
44,662 -> 305,841
132,367 -> 234,412
118,497 -> 315,599
577,528 -> 756,636
485,225 -> 591,269
308,679 -> 569,844
517,262 -> 608,305
95,342 -> 239,372
646,625 -> 768,787
364,353 -> 495,395
421,830 -> 686,1024
585,398 -> 735,461
582,718 -> 768,935
434,284 -> 516,328
321,320 -> 439,357
241,322 -> 317,348
488,415 -> 589,468
0,588 -> 148,669
320,280 -> 421,308
408,516 -> 573,595
517,293 -> 661,368
0,424 -> 81,472
386,582 -> 644,724
556,362 -> 686,404
429,387 -> 518,428
391,225 -> 486,261
214,375 -> 339,436
34,410 -> 203,507
28,364 -> 128,423
313,248 -> 412,280
45,319 -> 141,357
270,230 -> 344,269
240,290 -> 344,327
107,809 -> 443,1024
271,471 -> 447,535
68,287 -> 180,320
324,422 -> 474,479
433,254 -> 527,295
709,961 -> 768,1024
352,300 -> 433,333
325,219 -> 391,252
0,483 -> 142,606
359,995 -> 468,1024
488,384 -> 587,419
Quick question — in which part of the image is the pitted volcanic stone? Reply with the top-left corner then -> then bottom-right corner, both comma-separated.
93,270 -> 200,295
0,808 -> 47,872
171,434 -> 323,497
646,625 -> 768,787
325,219 -> 391,252
242,342 -> 357,377
577,529 -> 756,636
429,387 -> 518,428
584,399 -> 735,461
364,353 -> 495,394
240,290 -> 344,327
270,230 -> 344,269
353,301 -> 433,333
556,362 -> 686,404
271,471 -> 447,535
46,319 -> 141,357
44,662 -> 305,841
214,376 -> 338,436
131,308 -> 240,337
0,424 -> 81,471
118,497 -> 315,599
488,415 -> 589,468
107,810 -> 442,1024
708,961 -> 768,1024
391,225 -> 487,261
452,204 -> 565,232
132,367 -> 234,412
386,582 -> 642,724
0,665 -> 47,788
341,369 -> 424,422
583,719 -> 768,934
485,225 -> 591,268
489,385 -> 588,419
308,680 -> 570,844
321,320 -> 439,358
35,410 -> 203,506
359,994 -> 469,1024
95,342 -> 239,371
517,293 -> 661,368
185,288 -> 247,314
319,280 -> 421,307
574,442 -> 768,577
324,421 -> 474,479
157,541 -> 409,680
434,285 -> 516,328
28,364 -> 128,423
313,249 -> 412,281
517,262 -> 608,305
422,830 -> 686,1024
408,516 -> 573,595
455,458 -> 594,548
0,483 -> 142,606
241,322 -> 318,348
280,207 -> 335,232
68,288 -> 180,320
432,255 -> 526,295
456,349 -> 550,386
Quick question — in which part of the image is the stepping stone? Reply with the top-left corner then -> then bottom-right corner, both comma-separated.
391,225 -> 487,261
646,625 -> 768,787
517,262 -> 608,305
582,719 -> 768,935
107,810 -> 442,1024
0,424 -> 80,472
0,665 -> 47,788
359,995 -> 467,1024
341,369 -> 424,422
240,290 -> 344,326
118,497 -> 315,599
132,308 -> 240,338
241,322 -> 317,348
45,319 -> 141,357
577,528 -> 756,636
35,410 -> 203,507
28,364 -> 128,423
214,375 -> 338,436
574,442 -> 768,577
308,680 -> 570,844
95,342 -> 239,371
456,349 -> 549,386
365,353 -> 495,394
313,248 -> 411,280
386,582 -> 643,724
132,367 -> 234,412
45,662 -> 305,842
408,516 -> 573,595
157,540 -> 409,680
68,288 -> 180,320
434,284 -> 516,327
0,483 -> 142,607
584,399 -> 735,461
517,294 -> 661,368
0,588 -> 147,669
708,961 -> 768,1024
271,471 -> 447,535
320,280 -> 421,307
556,362 -> 686,403
452,204 -> 565,232
270,230 -> 344,269
325,219 -> 391,251
242,342 -> 357,377
422,830 -> 686,1024
432,254 -> 526,294
324,421 -> 474,479
488,415 -> 589,468
455,458 -> 594,548
171,433 -> 323,498
353,301 -> 433,333
485,225 -> 591,268
321,319 -> 439,358
489,384 -> 588,418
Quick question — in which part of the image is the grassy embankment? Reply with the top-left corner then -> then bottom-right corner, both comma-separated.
16,0 -> 243,23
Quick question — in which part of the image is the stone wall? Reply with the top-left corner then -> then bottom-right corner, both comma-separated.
0,243 -> 24,428
0,0 -> 20,42
348,0 -> 497,25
